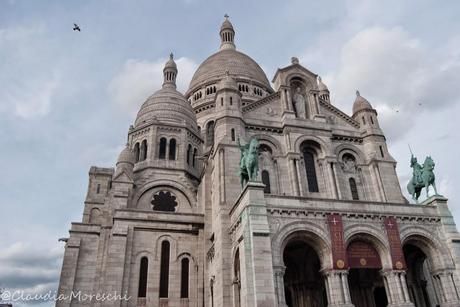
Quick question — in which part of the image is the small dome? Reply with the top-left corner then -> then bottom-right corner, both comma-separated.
353,90 -> 373,114
220,14 -> 234,32
164,53 -> 177,70
219,70 -> 238,90
135,86 -> 197,130
117,145 -> 135,166
317,76 -> 329,92
134,54 -> 198,130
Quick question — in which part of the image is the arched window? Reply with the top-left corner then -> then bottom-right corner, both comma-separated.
261,170 -> 271,194
233,249 -> 241,307
180,258 -> 189,298
193,148 -> 197,167
186,144 -> 191,165
159,138 -> 167,159
362,116 -> 366,125
303,150 -> 319,192
138,257 -> 148,298
159,241 -> 170,298
140,140 -> 148,161
231,129 -> 235,141
134,143 -> 140,162
349,178 -> 359,200
169,139 -> 176,160
206,121 -> 215,146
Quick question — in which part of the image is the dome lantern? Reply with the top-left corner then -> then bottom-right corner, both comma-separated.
163,53 -> 178,88
220,14 -> 235,51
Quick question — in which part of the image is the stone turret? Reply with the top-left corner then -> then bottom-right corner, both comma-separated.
352,91 -> 404,202
214,71 -> 244,144
317,76 -> 330,103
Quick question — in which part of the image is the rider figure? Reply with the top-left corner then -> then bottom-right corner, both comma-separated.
410,154 -> 423,185
237,138 -> 248,170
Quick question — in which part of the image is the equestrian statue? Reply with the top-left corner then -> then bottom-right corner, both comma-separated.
407,146 -> 438,203
238,137 -> 260,188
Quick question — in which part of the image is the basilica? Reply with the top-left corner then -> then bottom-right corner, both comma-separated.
57,17 -> 460,307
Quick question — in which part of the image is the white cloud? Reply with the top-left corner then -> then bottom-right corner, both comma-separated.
322,26 -> 460,140
0,25 -> 60,119
108,57 -> 198,116
6,75 -> 60,119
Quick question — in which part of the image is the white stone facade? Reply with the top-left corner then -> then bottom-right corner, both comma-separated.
57,17 -> 460,307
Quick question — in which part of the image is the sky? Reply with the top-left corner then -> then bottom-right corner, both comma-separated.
1,0 -> 460,306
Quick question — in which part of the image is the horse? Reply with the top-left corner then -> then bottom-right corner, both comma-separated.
407,156 -> 438,202
238,138 -> 260,188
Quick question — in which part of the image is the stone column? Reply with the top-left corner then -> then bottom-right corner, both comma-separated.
289,158 -> 300,196
294,158 -> 304,196
273,265 -> 287,307
381,270 -> 414,307
323,270 -> 354,307
432,270 -> 460,307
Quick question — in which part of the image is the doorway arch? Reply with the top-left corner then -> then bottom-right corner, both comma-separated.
283,238 -> 327,307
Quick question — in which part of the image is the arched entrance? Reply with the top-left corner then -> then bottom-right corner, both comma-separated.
403,243 -> 438,307
283,239 -> 327,307
347,240 -> 388,307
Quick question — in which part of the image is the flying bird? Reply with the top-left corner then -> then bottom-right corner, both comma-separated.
73,23 -> 81,32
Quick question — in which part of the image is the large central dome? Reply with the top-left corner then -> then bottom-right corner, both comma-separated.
188,49 -> 271,92
186,16 -> 272,97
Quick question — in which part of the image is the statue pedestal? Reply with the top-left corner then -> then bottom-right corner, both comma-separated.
230,181 -> 277,307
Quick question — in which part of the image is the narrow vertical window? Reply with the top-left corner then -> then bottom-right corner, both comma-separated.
221,97 -> 224,106
169,139 -> 176,160
134,143 -> 140,162
379,145 -> 384,158
141,140 -> 148,161
231,129 -> 235,141
206,121 -> 215,146
349,178 -> 359,200
303,150 -> 319,192
159,241 -> 170,298
230,96 -> 233,105
370,116 -> 374,125
180,258 -> 189,298
186,144 -> 191,165
159,138 -> 167,159
193,148 -> 197,167
262,170 -> 271,194
362,116 -> 366,125
138,257 -> 148,298
96,184 -> 101,194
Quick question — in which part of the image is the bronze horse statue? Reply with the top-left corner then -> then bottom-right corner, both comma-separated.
407,155 -> 438,202
238,138 -> 260,188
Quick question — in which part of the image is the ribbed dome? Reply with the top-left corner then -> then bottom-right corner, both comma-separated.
135,87 -> 197,130
188,49 -> 272,94
353,90 -> 373,114
117,145 -> 135,165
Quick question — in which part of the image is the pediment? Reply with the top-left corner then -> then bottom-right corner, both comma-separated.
319,101 -> 360,129
242,92 -> 282,120
112,169 -> 133,183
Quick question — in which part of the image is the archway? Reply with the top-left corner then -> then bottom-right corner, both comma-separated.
347,240 -> 388,307
283,240 -> 327,307
403,243 -> 438,307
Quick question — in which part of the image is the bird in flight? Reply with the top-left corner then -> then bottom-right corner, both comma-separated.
73,23 -> 81,32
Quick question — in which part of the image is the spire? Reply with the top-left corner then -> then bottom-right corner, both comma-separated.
163,52 -> 177,88
220,14 -> 235,50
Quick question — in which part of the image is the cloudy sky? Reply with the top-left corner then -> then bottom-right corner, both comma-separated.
1,0 -> 459,306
